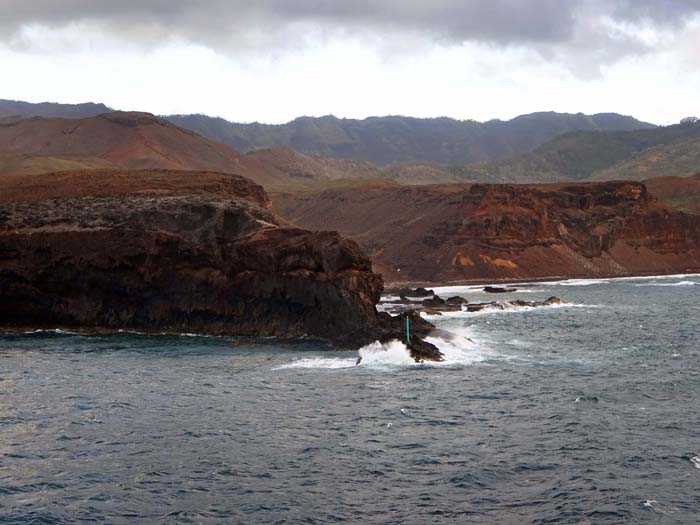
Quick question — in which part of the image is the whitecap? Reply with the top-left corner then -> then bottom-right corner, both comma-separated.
547,278 -> 609,286
21,328 -> 79,335
273,357 -> 357,370
275,328 -> 490,371
420,302 -> 600,320
431,285 -> 491,296
691,456 -> 700,469
424,333 -> 491,366
536,273 -> 700,287
356,340 -> 418,367
635,281 -> 697,287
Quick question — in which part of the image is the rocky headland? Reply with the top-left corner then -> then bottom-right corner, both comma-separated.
0,169 -> 440,359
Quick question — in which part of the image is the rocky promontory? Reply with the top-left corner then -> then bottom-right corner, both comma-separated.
0,169 -> 439,357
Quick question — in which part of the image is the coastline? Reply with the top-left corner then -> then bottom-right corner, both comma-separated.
384,269 -> 700,289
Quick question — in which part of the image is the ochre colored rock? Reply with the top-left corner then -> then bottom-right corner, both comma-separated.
274,180 -> 700,282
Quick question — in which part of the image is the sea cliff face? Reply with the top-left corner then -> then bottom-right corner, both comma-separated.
0,169 -> 403,348
274,180 -> 700,282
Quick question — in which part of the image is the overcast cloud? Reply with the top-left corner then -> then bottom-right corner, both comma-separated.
0,0 -> 698,124
1,0 -> 699,58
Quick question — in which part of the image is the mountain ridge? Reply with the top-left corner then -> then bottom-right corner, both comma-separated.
0,100 -> 655,167
166,111 -> 656,166
466,119 -> 700,183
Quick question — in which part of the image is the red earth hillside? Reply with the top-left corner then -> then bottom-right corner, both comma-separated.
0,112 -> 301,190
273,180 -> 700,283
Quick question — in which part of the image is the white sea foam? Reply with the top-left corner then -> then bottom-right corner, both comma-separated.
420,302 -> 598,321
431,285 -> 490,296
275,327 -> 490,370
532,273 -> 700,287
357,340 -> 419,366
635,280 -> 697,287
548,278 -> 610,286
691,456 -> 700,469
21,328 -> 78,335
380,295 -> 425,302
274,357 -> 358,370
431,285 -> 548,296
424,333 -> 490,366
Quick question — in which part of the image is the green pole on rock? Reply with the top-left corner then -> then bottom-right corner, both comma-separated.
405,314 -> 411,346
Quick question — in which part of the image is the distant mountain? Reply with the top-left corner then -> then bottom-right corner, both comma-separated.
465,119 -> 700,183
0,100 -> 658,167
166,112 -> 655,166
246,147 -> 472,187
0,99 -> 112,119
0,112 -> 304,191
246,147 -> 380,182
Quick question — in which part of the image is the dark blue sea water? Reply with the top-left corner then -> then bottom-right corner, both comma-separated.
1,274 -> 699,524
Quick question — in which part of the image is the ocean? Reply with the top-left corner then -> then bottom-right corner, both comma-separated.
1,274 -> 699,524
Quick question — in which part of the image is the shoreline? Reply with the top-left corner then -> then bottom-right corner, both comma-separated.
3,271 -> 698,342
384,269 -> 700,289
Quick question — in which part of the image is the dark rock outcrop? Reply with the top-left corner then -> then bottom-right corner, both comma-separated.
466,296 -> 562,312
483,286 -> 517,293
421,296 -> 446,307
378,293 -> 561,317
0,169 -> 438,355
389,287 -> 435,297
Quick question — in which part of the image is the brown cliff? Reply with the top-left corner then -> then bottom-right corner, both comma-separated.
274,180 -> 700,283
0,169 -> 431,350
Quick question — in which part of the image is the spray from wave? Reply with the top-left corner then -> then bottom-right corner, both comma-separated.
275,326 -> 490,370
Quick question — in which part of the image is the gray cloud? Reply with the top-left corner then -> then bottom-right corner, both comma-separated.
1,0 -> 698,59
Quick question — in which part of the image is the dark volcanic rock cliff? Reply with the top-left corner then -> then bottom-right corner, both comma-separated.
274,180 -> 700,282
0,169 -> 420,348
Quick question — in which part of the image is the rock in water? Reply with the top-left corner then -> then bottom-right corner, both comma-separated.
0,169 -> 438,352
389,287 -> 435,298
483,286 -> 517,293
466,296 -> 561,312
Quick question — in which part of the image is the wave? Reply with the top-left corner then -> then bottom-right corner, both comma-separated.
546,278 -> 610,287
530,273 -> 700,287
635,281 -> 697,287
19,328 -> 79,335
420,302 -> 599,321
275,327 -> 490,370
691,456 -> 700,469
431,285 -> 491,296
274,357 -> 358,370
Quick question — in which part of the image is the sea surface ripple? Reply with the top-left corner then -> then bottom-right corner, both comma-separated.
1,274 -> 699,524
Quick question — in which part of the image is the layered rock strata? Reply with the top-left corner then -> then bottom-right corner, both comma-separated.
275,181 -> 700,282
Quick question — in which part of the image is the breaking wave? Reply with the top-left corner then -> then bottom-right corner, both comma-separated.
635,281 -> 697,287
19,328 -> 80,335
274,357 -> 358,370
420,302 -> 598,321
536,273 -> 700,287
275,326 -> 490,370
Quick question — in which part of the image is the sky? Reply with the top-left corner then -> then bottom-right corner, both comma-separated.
0,0 -> 699,125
